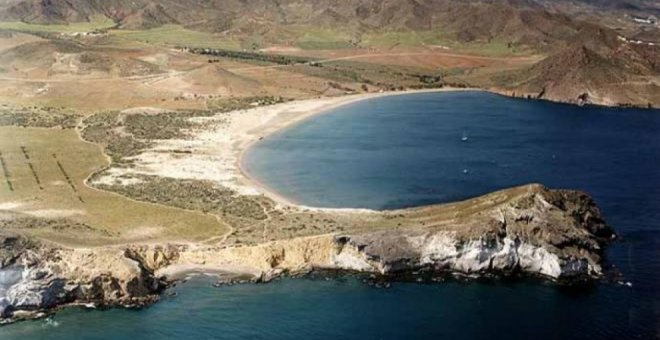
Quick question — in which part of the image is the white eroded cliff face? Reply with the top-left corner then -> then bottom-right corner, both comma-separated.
0,185 -> 613,322
323,185 -> 610,279
328,232 -> 594,279
0,245 -> 163,320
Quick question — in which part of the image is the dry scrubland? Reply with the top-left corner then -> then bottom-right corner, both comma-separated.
0,0 -> 657,109
0,21 -> 542,249
0,22 -> 549,112
0,7 -> 656,250
0,90 -> 530,249
0,86 -> 550,251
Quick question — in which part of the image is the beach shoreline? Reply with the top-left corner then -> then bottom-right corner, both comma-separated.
233,87 -> 478,209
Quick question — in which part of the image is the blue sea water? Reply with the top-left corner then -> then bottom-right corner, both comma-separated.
2,91 -> 659,339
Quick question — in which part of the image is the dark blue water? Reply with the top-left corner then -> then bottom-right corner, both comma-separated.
2,92 -> 659,339
244,92 -> 660,212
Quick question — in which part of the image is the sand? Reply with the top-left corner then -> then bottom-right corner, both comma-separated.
93,88 -> 475,208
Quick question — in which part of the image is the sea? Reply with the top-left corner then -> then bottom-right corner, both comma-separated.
2,91 -> 658,339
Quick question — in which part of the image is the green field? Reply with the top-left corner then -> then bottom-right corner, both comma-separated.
295,28 -> 355,50
109,24 -> 240,50
363,30 -> 530,56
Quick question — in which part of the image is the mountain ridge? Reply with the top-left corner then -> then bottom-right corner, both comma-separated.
0,0 -> 658,107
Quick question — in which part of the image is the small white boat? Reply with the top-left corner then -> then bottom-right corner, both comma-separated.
461,131 -> 469,142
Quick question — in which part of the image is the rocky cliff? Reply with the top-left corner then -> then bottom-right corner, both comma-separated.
0,184 -> 613,323
0,237 -> 169,323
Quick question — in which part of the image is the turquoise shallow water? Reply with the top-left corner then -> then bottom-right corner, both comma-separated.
2,92 -> 659,339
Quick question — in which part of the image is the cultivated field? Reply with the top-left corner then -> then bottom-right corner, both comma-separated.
0,127 -> 227,246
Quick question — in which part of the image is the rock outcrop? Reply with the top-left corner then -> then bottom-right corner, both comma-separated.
0,184 -> 613,323
330,186 -> 612,279
0,237 -> 171,323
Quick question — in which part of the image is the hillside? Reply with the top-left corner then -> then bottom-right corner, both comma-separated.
493,22 -> 659,106
0,1 -> 624,45
0,0 -> 657,107
1,1 -> 655,48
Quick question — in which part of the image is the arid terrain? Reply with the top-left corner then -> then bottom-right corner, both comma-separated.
0,0 -> 651,322
0,0 -> 657,110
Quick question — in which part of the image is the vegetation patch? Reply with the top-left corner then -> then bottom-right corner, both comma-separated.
124,112 -> 202,140
206,96 -> 287,112
296,28 -> 355,50
1,214 -> 116,237
0,106 -> 80,129
358,30 -> 531,56
91,174 -> 285,245
82,97 -> 285,163
290,59 -> 453,91
187,47 -> 315,66
81,111 -> 151,163
93,174 -> 269,221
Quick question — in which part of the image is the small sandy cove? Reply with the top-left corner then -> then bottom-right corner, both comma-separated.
117,88 -> 473,208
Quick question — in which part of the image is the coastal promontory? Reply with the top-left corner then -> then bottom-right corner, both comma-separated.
0,182 -> 613,322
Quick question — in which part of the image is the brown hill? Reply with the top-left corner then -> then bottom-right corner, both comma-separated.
1,0 -> 658,107
504,37 -> 659,106
0,0 -> 617,50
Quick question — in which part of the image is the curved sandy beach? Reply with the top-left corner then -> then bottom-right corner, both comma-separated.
99,88 -> 477,212
233,88 -> 477,208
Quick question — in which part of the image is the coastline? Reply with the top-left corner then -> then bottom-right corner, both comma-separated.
0,88 -> 619,324
235,87 -> 660,210
234,87 -> 479,209
86,86 -> 658,217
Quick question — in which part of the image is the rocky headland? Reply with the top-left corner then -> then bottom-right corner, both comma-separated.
0,184 -> 614,323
